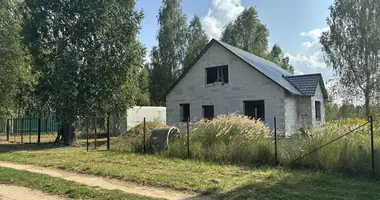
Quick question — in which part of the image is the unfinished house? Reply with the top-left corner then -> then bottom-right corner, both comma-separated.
165,39 -> 328,135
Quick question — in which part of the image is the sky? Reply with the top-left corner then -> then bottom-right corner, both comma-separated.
136,0 -> 335,82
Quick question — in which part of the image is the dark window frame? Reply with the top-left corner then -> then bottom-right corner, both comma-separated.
206,65 -> 229,85
315,101 -> 321,121
180,104 -> 190,122
202,105 -> 214,120
243,100 -> 265,121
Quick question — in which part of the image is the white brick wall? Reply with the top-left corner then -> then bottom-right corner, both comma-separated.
311,84 -> 325,126
166,42 -> 286,132
285,94 -> 298,135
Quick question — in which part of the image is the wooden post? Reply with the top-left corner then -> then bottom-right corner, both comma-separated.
107,115 -> 110,150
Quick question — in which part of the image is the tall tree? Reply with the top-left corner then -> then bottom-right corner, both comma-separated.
320,0 -> 380,117
221,7 -> 269,57
268,44 -> 295,74
183,15 -> 208,69
136,64 -> 151,106
23,0 -> 144,144
150,0 -> 188,105
221,7 -> 294,74
0,0 -> 33,117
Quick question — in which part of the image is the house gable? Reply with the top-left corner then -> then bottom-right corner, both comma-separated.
164,39 -> 303,100
166,41 -> 286,131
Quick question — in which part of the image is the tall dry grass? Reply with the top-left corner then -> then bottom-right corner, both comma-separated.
166,114 -> 274,165
110,115 -> 380,174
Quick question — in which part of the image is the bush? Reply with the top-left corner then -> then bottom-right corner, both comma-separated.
111,121 -> 167,153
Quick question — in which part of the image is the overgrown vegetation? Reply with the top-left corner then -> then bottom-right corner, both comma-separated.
111,115 -> 379,175
0,166 -> 159,200
0,147 -> 379,199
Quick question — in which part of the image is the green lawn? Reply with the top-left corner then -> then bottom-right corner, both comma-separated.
0,145 -> 379,200
0,166 -> 160,200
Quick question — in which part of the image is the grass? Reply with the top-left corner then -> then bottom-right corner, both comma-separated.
0,146 -> 379,199
0,166 -> 160,200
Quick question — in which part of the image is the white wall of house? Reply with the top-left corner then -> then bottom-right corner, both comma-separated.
166,42 -> 287,133
285,94 -> 298,135
311,84 -> 325,126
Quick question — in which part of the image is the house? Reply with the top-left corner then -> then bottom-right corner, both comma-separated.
164,39 -> 328,135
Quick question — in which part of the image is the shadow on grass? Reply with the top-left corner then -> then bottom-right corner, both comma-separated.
0,142 -> 65,153
214,169 -> 380,200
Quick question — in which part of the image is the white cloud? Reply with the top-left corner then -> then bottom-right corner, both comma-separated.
201,0 -> 244,39
300,27 -> 329,40
286,27 -> 332,78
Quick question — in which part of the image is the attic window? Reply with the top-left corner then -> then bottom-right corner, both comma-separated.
206,65 -> 228,84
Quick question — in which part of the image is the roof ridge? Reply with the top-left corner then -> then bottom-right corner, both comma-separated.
284,73 -> 322,78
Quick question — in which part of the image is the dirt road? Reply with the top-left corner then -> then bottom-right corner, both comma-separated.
0,161 -> 202,200
0,184 -> 65,200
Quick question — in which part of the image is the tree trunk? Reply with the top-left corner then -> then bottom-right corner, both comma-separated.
59,122 -> 76,145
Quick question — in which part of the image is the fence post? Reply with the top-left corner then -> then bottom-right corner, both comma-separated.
86,126 -> 89,152
6,119 -> 9,141
29,118 -> 32,143
14,118 -> 16,143
274,117 -> 278,166
107,115 -> 110,151
370,116 -> 375,178
94,116 -> 97,149
37,118 -> 41,145
143,117 -> 146,154
187,117 -> 190,158
21,117 -> 24,144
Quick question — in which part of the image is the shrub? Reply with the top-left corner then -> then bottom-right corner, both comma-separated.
111,121 -> 167,152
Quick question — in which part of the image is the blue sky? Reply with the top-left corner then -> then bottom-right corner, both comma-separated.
136,0 -> 335,81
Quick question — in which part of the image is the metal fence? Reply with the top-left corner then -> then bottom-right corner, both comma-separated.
1,117 -> 59,144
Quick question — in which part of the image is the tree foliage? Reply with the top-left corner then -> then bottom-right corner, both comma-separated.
320,0 -> 380,117
182,15 -> 209,70
221,7 -> 269,57
268,44 -> 295,74
23,0 -> 144,144
136,64 -> 151,106
0,0 -> 34,117
149,0 -> 189,105
221,7 -> 294,74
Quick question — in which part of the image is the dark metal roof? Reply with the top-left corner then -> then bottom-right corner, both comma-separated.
163,39 -> 328,100
284,74 -> 328,99
217,40 -> 303,95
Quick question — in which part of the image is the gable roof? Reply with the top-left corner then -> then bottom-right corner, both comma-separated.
164,39 -> 328,99
284,74 -> 328,99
